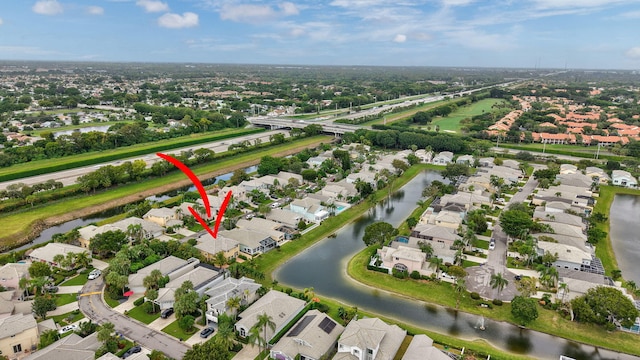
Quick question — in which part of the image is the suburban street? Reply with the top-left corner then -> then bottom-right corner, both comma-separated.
0,130 -> 285,191
78,277 -> 190,359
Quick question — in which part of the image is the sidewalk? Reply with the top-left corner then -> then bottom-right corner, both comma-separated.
112,294 -> 144,314
48,301 -> 79,316
58,285 -> 83,294
233,344 -> 260,360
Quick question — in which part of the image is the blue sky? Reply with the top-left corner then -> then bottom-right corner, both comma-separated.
1,0 -> 640,69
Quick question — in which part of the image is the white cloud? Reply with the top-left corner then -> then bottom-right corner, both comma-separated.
442,0 -> 475,6
531,0 -> 630,9
86,6 -> 104,15
625,47 -> 640,59
158,12 -> 199,28
279,2 -> 300,16
136,0 -> 169,13
393,34 -> 407,43
330,0 -> 386,8
620,10 -> 640,18
32,0 -> 63,15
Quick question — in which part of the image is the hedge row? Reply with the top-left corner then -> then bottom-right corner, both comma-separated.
0,128 -> 263,182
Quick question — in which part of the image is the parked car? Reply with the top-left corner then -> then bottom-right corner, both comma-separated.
199,327 -> 215,338
122,345 -> 142,359
59,324 -> 77,334
160,308 -> 174,319
88,269 -> 101,280
45,284 -> 59,293
515,275 -> 522,281
489,241 -> 496,250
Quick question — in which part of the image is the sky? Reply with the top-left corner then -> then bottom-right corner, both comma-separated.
1,0 -> 640,69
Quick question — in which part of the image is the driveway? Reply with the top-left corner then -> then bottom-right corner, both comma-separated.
77,278 -> 190,360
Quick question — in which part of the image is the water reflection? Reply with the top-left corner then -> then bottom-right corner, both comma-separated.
609,194 -> 640,284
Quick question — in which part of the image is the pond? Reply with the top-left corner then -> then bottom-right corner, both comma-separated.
609,194 -> 640,284
54,125 -> 111,138
275,171 -> 639,360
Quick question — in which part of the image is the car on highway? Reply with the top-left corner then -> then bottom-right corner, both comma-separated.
160,308 -> 174,319
199,327 -> 215,338
122,345 -> 142,359
88,269 -> 101,280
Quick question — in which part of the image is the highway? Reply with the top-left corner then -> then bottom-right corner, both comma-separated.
0,130 -> 286,191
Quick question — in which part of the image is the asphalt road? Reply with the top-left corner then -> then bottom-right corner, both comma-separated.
78,277 -> 190,359
0,130 -> 285,191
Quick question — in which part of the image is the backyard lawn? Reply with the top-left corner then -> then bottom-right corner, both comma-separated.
162,319 -> 198,341
428,98 -> 506,133
55,293 -> 78,306
127,303 -> 161,324
105,296 -> 121,308
60,273 -> 89,286
50,310 -> 85,325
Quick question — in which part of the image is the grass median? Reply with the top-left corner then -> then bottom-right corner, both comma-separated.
0,136 -> 332,250
0,128 -> 263,182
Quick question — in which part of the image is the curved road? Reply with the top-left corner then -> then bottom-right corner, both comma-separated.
78,278 -> 189,359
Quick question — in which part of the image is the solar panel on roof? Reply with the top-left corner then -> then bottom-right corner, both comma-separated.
318,317 -> 337,334
288,315 -> 317,337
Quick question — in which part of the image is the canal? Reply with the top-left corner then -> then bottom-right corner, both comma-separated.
609,194 -> 640,284
275,170 -> 639,360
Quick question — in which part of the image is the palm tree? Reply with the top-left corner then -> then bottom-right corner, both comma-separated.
31,276 -> 48,296
97,322 -> 115,344
429,257 -> 444,279
254,312 -> 276,354
417,241 -> 433,259
19,277 -> 30,299
303,287 -> 315,302
213,252 -> 228,268
75,252 -> 91,269
215,321 -> 237,351
53,254 -> 65,268
490,273 -> 509,299
454,248 -> 467,266
126,223 -> 144,243
226,296 -> 241,321
65,252 -> 77,269
247,326 -> 265,354
143,269 -> 163,291
454,278 -> 466,309
558,282 -> 570,303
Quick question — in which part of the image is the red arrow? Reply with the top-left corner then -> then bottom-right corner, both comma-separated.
156,153 -> 232,239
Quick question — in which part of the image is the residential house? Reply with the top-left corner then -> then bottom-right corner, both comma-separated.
410,224 -> 460,250
584,167 -> 610,184
78,217 -> 164,248
219,185 -> 247,203
28,243 -> 89,268
235,290 -> 306,341
345,170 -> 377,188
439,192 -> 491,210
267,209 -> 303,230
427,210 -> 464,229
612,170 -> 638,188
204,277 -> 261,324
0,263 -> 29,295
0,313 -> 38,357
556,173 -> 595,189
307,155 -> 332,168
289,198 -> 329,223
334,317 -> 406,360
195,195 -> 224,220
236,218 -> 289,244
559,164 -> 578,175
537,241 -> 592,271
501,159 -> 521,170
194,234 -> 240,262
478,157 -> 495,168
154,265 -> 224,310
432,151 -> 453,165
321,180 -> 357,201
556,271 -> 615,302
143,208 -> 179,227
414,149 -> 433,163
533,208 -> 585,228
401,334 -> 451,360
24,333 -> 102,360
270,310 -> 344,360
128,256 -> 196,294
222,228 -> 277,257
456,154 -> 474,165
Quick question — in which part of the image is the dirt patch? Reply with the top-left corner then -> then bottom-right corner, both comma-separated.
3,142 -> 325,251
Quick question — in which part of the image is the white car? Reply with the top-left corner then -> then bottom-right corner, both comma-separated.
489,241 -> 496,250
59,324 -> 77,334
88,269 -> 101,280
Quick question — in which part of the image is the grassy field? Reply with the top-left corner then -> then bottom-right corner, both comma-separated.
361,100 -> 447,126
162,319 -> 198,341
593,186 -> 640,277
54,293 -> 78,306
60,273 -> 89,286
0,136 -> 332,249
0,128 -> 263,182
29,121 -> 127,136
105,296 -> 121,308
428,98 -> 506,133
50,309 -> 85,325
127,303 -> 160,324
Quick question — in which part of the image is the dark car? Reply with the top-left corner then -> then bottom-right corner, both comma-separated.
200,327 -> 215,338
515,275 -> 522,281
44,285 -> 59,293
122,345 -> 142,358
160,308 -> 174,319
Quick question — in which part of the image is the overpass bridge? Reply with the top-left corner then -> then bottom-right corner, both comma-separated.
248,118 -> 363,136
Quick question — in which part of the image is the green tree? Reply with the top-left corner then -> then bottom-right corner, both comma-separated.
229,169 -> 249,185
90,230 -> 127,258
571,287 -> 639,328
174,282 -> 199,319
105,271 -> 128,296
511,296 -> 539,325
183,339 -> 231,360
226,296 -> 241,321
28,261 -> 52,278
143,269 -> 164,291
499,209 -> 535,239
253,313 -> 276,354
77,320 -> 98,337
257,156 -> 283,176
515,277 -> 537,298
490,273 -> 509,298
32,295 -> 56,319
214,320 -> 237,351
362,222 -> 397,246
454,278 -> 466,309
442,163 -> 470,182
179,315 -> 195,332
146,288 -> 159,313
429,257 -> 444,279
38,329 -> 60,349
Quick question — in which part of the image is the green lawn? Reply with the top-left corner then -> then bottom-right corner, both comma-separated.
0,128 -> 263,182
429,98 -> 506,133
162,319 -> 198,341
0,135 -> 331,249
361,99 -> 448,126
474,240 -> 490,250
29,120 -> 125,136
127,302 -> 161,324
60,273 -> 89,286
105,296 -> 121,308
55,293 -> 78,306
50,310 -> 85,325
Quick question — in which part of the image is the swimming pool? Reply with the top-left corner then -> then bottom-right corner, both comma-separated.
396,236 -> 410,244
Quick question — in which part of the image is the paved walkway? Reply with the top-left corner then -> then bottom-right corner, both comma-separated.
233,344 -> 260,360
91,259 -> 109,270
49,301 -> 79,316
112,294 -> 144,314
148,314 -> 174,331
58,285 -> 83,294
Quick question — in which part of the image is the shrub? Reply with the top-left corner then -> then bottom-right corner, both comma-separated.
134,297 -> 145,307
470,292 -> 481,300
285,288 -> 293,295
392,268 -> 408,279
313,302 -> 330,313
409,271 -> 421,280
492,299 -> 503,306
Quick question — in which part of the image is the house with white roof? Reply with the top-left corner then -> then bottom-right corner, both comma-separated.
24,332 -> 101,360
321,180 -> 358,200
346,170 -> 377,188
222,228 -> 277,257
585,167 -> 610,184
28,243 -> 89,268
537,241 -> 592,271
290,197 -> 329,223
414,149 -> 433,163
154,265 -> 224,310
410,224 -> 460,249
401,334 -> 451,360
270,309 -> 344,360
0,263 -> 29,294
456,154 -> 474,165
432,151 -> 453,165
143,207 -> 179,227
612,170 -> 637,188
266,209 -> 303,230
127,256 -> 196,294
560,164 -> 578,175
235,290 -> 306,341
194,234 -> 240,262
204,277 -> 261,324
236,218 -> 289,244
0,313 -> 38,357
334,317 -> 406,360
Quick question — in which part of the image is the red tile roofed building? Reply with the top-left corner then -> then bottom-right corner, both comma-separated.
540,133 -> 577,144
539,122 -> 557,128
582,135 -> 628,146
566,112 -> 600,122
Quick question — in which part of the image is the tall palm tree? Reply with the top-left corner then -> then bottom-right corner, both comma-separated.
31,276 -> 48,296
558,282 -> 570,303
75,252 -> 91,269
454,278 -> 466,309
215,321 -> 237,351
255,312 -> 276,353
247,326 -> 266,354
143,269 -> 163,291
429,257 -> 444,279
454,248 -> 467,266
490,273 -> 509,299
226,296 -> 241,321
19,277 -> 30,299
126,224 -> 144,243
65,252 -> 77,269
